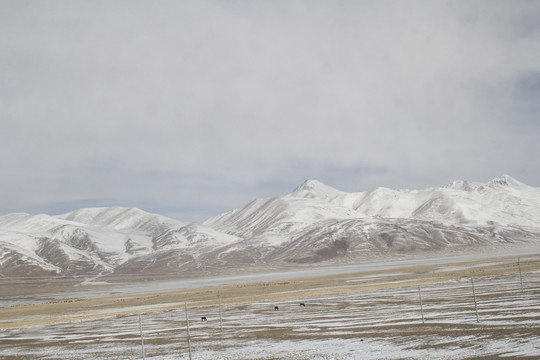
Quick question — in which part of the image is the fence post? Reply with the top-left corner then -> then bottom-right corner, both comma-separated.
471,278 -> 479,323
418,286 -> 425,324
185,303 -> 193,360
218,293 -> 223,332
518,258 -> 524,293
138,314 -> 145,360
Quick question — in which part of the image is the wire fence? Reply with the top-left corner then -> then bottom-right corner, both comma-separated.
1,259 -> 539,359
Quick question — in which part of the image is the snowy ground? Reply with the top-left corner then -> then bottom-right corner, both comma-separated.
1,271 -> 539,359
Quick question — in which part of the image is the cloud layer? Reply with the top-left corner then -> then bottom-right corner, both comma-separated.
1,1 -> 539,222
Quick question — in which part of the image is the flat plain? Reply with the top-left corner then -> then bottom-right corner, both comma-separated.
1,253 -> 539,359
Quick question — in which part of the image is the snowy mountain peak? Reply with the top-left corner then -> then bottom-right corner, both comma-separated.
58,206 -> 185,231
289,179 -> 343,200
0,206 -> 243,277
0,212 -> 71,233
444,180 -> 478,191
61,206 -> 141,223
488,174 -> 526,189
444,175 -> 527,192
2,175 -> 539,279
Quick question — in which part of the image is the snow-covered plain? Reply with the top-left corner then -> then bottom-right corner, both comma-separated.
1,271 -> 539,359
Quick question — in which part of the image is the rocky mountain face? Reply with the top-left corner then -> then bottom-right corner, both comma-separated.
1,175 -> 539,278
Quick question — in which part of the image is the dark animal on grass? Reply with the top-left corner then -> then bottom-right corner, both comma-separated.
274,306 -> 279,310
300,303 -> 306,307
201,316 -> 207,321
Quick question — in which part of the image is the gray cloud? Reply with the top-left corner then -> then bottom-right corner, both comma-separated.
1,0 -> 540,222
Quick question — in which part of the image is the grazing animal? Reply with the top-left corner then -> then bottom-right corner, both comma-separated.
201,316 -> 207,321
300,303 -> 306,307
274,306 -> 279,310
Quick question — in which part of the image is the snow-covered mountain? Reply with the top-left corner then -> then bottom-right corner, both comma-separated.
0,207 -> 241,277
1,175 -> 539,279
206,175 -> 540,238
204,175 -> 540,263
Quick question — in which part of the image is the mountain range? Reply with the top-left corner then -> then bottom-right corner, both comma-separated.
1,175 -> 539,279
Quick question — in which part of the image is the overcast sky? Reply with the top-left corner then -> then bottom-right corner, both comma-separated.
1,0 -> 539,223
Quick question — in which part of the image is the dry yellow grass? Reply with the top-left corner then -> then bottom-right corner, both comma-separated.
1,253 -> 539,330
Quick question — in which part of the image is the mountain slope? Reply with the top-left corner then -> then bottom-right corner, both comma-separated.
204,175 -> 540,264
206,175 -> 540,234
1,175 -> 539,279
0,207 -> 241,277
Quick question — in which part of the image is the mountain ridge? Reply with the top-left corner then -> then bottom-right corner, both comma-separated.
1,175 -> 539,279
